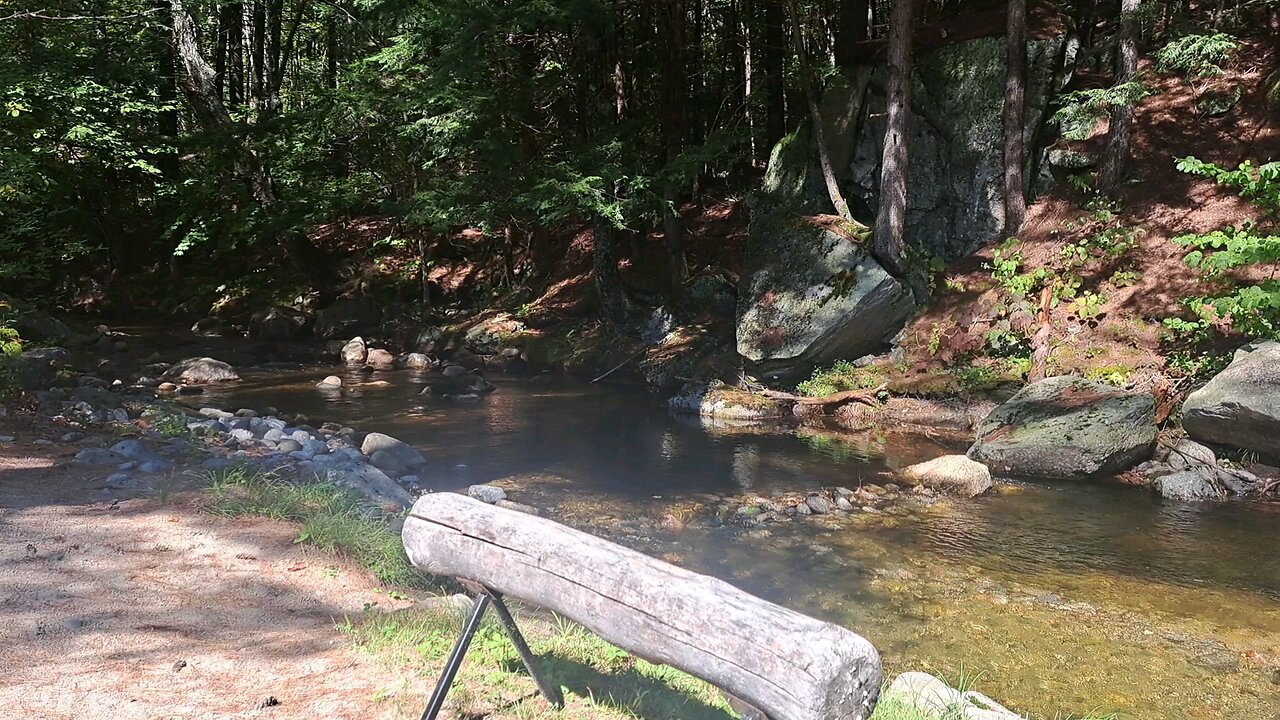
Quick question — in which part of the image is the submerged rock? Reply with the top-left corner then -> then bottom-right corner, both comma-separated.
317,375 -> 343,389
1182,341 -> 1280,462
968,375 -> 1156,480
160,357 -> 240,385
899,455 -> 993,498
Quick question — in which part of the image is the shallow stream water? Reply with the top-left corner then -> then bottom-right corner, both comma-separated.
186,364 -> 1280,720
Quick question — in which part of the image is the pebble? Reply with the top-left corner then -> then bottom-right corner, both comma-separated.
0,435 -> 15,443
468,485 -> 507,504
277,439 -> 303,453
60,432 -> 85,443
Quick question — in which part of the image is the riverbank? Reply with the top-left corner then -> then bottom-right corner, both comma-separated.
3,346 -> 1279,718
0,406 -> 1028,720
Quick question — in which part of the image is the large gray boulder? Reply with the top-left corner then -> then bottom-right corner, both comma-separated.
898,455 -> 993,498
968,376 -> 1156,480
736,218 -> 913,378
1182,341 -> 1280,462
340,337 -> 368,366
15,312 -> 72,345
160,357 -> 240,385
14,347 -> 68,389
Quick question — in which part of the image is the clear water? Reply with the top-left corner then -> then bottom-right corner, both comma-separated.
187,365 -> 1280,720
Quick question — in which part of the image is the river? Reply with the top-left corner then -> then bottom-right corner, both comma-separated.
180,362 -> 1280,720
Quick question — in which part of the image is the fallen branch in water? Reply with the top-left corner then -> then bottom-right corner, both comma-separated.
758,383 -> 887,408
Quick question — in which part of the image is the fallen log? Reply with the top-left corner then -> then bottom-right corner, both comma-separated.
403,493 -> 882,720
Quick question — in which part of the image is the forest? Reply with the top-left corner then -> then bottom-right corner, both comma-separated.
2,2 -> 1280,719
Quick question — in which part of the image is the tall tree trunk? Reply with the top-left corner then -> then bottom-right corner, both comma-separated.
1003,0 -> 1027,234
786,0 -> 852,222
251,0 -> 265,108
594,217 -> 634,328
325,12 -> 338,90
835,0 -> 869,70
763,0 -> 786,150
663,0 -> 689,292
227,2 -> 244,105
1099,0 -> 1140,192
872,0 -> 913,278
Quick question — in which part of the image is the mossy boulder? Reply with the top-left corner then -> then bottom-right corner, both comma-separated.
736,218 -> 913,380
666,384 -> 786,421
968,375 -> 1156,480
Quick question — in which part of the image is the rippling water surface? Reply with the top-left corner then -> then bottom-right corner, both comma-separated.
189,365 -> 1280,719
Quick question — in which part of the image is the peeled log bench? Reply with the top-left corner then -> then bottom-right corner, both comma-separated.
403,493 -> 883,720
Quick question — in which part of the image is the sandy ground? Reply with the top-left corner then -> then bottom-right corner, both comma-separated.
0,421 -> 415,720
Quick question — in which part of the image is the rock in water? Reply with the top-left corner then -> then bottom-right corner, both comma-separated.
340,337 -> 368,366
160,357 -> 240,385
396,353 -> 433,370
736,218 -> 914,380
1182,341 -> 1280,462
317,375 -> 342,389
365,348 -> 395,369
468,485 -> 507,504
665,384 -> 786,420
360,432 -> 426,475
968,376 -> 1156,480
1153,469 -> 1227,502
899,455 -> 993,498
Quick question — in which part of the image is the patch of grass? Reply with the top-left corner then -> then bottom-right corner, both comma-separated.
339,604 -> 735,720
797,360 -> 883,398
143,407 -> 200,438
204,466 -> 424,587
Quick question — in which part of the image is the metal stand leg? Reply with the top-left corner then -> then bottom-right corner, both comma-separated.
419,588 -> 563,720
487,590 -> 565,709
420,593 -> 491,720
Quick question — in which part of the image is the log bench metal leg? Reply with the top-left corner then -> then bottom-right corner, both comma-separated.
419,587 -> 565,720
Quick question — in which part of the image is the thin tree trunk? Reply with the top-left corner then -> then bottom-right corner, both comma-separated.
786,0 -> 852,222
1003,0 -> 1027,234
763,0 -> 786,149
872,0 -> 913,278
227,2 -> 244,105
663,0 -> 689,292
1099,0 -> 1140,192
251,0 -> 265,108
835,0 -> 869,70
594,217 -> 634,328
325,12 -> 337,90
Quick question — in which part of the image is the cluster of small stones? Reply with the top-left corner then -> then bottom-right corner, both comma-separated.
691,484 -> 939,530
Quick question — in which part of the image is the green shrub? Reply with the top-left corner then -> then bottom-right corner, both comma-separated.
1166,158 -> 1280,340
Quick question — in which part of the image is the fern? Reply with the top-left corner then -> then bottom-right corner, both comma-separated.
1052,81 -> 1157,140
1156,33 -> 1238,80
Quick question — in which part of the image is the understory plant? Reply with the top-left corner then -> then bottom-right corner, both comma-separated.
1166,157 -> 1280,341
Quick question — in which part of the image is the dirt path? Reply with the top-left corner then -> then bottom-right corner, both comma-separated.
0,420 -> 414,719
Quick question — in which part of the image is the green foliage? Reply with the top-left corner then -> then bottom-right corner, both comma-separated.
1052,81 -> 1157,141
796,360 -> 883,397
1156,33 -> 1238,80
1166,158 -> 1280,341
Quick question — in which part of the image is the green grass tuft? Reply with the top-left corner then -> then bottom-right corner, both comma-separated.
204,465 -> 425,587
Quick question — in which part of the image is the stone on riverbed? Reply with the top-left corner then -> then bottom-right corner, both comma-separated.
340,337 -> 368,366
968,375 -> 1156,480
886,672 -> 1020,719
360,432 -> 426,476
666,384 -> 786,420
899,455 -> 993,498
317,375 -> 343,389
1152,469 -> 1227,502
1182,341 -> 1280,462
365,348 -> 395,369
160,357 -> 240,385
468,485 -> 507,504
